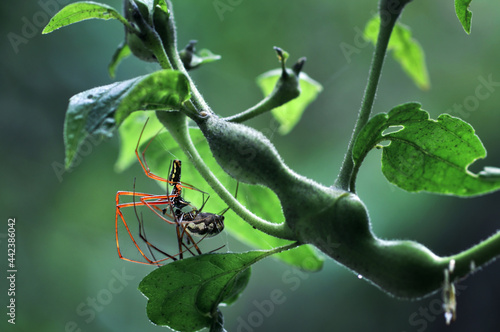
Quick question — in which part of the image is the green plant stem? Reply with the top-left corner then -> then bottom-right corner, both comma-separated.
223,96 -> 282,123
156,110 -> 296,240
359,230 -> 500,298
335,6 -> 402,192
161,1 -> 211,115
153,2 -> 295,240
447,230 -> 500,278
266,241 -> 302,257
154,3 -> 294,239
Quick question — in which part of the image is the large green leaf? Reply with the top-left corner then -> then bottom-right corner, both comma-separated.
455,0 -> 473,34
257,70 -> 323,135
42,1 -> 129,34
364,17 -> 429,90
64,70 -> 190,168
353,102 -> 500,196
139,251 -> 267,331
116,112 -> 324,271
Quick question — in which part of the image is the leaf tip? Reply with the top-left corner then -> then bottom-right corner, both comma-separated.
41,24 -> 56,34
455,0 -> 473,34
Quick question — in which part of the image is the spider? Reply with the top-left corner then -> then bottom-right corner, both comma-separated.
115,119 -> 227,266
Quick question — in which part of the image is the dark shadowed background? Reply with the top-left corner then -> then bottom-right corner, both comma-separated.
1,0 -> 500,331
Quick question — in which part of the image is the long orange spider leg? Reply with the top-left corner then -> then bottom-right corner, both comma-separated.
115,191 -> 178,265
116,191 -> 157,265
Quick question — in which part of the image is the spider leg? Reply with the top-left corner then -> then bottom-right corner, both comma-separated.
116,191 -> 180,265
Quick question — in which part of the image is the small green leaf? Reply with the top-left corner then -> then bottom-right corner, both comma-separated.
42,1 -> 129,34
108,42 -> 132,78
354,102 -> 500,197
257,70 -> 323,135
364,17 -> 430,90
275,48 -> 289,64
455,0 -> 473,34
190,49 -> 222,68
138,251 -> 266,331
135,0 -> 156,16
179,41 -> 221,70
155,0 -> 169,13
116,125 -> 324,271
64,70 -> 190,168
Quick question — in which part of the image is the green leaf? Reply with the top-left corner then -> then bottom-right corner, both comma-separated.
108,42 -> 132,78
364,17 -> 430,90
190,49 -> 222,69
116,119 -> 323,270
155,0 -> 169,13
136,0 -> 155,14
455,0 -> 473,34
138,251 -> 266,331
42,1 -> 129,34
257,70 -> 323,135
64,70 -> 190,168
354,102 -> 500,197
179,41 -> 221,71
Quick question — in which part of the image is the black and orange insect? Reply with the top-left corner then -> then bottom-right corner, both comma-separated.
115,119 -> 227,266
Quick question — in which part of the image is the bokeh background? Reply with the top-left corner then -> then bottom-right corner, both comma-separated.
1,0 -> 500,331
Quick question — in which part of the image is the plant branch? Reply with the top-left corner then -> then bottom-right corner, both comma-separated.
150,2 -> 293,240
335,1 -> 407,191
223,95 -> 283,123
159,1 -> 211,114
224,53 -> 305,123
156,110 -> 296,241
267,241 -> 302,257
446,230 -> 500,279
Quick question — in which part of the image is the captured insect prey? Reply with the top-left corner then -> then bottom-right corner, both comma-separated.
114,119 -> 231,266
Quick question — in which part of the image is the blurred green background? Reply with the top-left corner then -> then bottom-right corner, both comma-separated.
1,0 -> 500,331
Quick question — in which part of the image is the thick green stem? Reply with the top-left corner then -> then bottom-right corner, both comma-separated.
335,1 -> 405,191
156,110 -> 296,240
305,194 -> 500,298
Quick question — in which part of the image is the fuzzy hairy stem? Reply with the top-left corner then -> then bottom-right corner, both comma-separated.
154,0 -> 211,115
335,0 -> 411,191
156,0 -> 500,300
156,110 -> 295,240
